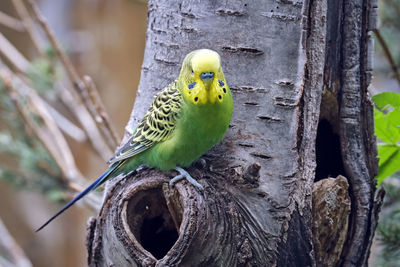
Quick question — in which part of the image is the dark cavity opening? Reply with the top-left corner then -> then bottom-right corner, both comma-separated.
127,187 -> 180,259
315,119 -> 346,182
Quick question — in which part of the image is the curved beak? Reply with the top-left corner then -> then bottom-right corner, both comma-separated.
200,72 -> 214,89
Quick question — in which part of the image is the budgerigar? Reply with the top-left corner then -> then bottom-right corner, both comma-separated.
36,49 -> 233,231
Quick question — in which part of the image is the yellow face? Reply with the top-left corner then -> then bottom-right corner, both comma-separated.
179,49 -> 228,105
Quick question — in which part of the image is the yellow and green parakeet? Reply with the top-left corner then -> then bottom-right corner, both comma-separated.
37,49 -> 233,231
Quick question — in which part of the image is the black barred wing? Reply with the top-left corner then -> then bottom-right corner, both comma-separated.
108,81 -> 183,165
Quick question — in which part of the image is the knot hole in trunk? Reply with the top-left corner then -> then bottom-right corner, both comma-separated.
123,186 -> 180,259
315,91 -> 346,182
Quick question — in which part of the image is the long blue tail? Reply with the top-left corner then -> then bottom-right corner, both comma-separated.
36,163 -> 119,232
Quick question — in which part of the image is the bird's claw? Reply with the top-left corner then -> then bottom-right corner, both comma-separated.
170,167 -> 203,189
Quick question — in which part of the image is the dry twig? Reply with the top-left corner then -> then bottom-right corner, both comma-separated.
373,29 -> 400,86
1,69 -> 102,209
83,75 -> 120,148
42,101 -> 87,142
56,85 -> 113,160
0,0 -> 120,212
25,0 -> 81,84
0,34 -> 88,143
1,70 -> 73,183
0,10 -> 25,31
0,13 -> 112,160
25,0 -> 119,152
0,33 -> 30,73
10,0 -> 44,55
0,218 -> 32,267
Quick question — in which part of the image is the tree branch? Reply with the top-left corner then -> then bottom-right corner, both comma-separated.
373,28 -> 400,87
0,69 -> 101,209
83,75 -> 120,149
0,33 -> 30,73
26,0 -> 120,153
0,10 -> 25,31
0,218 -> 32,267
10,0 -> 44,55
0,11 -> 113,161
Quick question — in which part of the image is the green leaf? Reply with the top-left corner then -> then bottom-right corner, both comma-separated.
388,109 -> 400,128
374,108 -> 400,143
378,144 -> 399,167
372,92 -> 400,111
376,144 -> 400,184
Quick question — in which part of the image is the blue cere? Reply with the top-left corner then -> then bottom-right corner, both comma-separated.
200,72 -> 214,80
188,82 -> 196,89
218,80 -> 225,87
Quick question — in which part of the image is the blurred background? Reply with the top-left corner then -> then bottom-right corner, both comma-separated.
0,0 -> 147,266
0,0 -> 399,266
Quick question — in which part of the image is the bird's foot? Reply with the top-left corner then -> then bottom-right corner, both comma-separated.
170,167 -> 203,189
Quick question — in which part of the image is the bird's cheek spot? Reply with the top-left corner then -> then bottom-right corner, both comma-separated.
188,82 -> 196,89
218,80 -> 225,87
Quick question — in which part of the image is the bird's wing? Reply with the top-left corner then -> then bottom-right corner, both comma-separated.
108,81 -> 183,165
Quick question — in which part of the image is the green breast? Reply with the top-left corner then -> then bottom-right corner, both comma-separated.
142,89 -> 233,171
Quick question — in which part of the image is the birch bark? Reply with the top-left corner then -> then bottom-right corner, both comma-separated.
86,0 -> 383,266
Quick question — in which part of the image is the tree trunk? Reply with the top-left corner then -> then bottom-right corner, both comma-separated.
86,0 -> 384,266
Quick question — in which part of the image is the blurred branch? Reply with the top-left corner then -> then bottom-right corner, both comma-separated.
0,43 -> 80,183
42,101 -> 87,142
10,0 -> 44,55
0,0 -> 120,212
56,85 -> 113,161
26,0 -> 120,154
373,29 -> 400,86
0,218 -> 32,267
0,69 -> 102,209
83,75 -> 120,148
25,0 -> 81,85
0,33 -> 30,73
0,21 -> 112,160
0,70 -> 81,184
0,11 -> 24,31
0,33 -> 88,144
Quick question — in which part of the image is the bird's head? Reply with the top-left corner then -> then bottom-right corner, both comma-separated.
179,49 -> 229,105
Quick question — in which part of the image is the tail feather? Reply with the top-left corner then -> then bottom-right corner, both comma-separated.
36,163 -> 119,232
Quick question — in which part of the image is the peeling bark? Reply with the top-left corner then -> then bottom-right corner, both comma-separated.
86,0 -> 383,266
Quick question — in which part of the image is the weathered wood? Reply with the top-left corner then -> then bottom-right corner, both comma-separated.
312,176 -> 350,267
320,0 -> 384,265
86,0 -> 383,266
